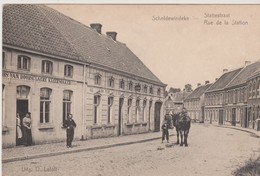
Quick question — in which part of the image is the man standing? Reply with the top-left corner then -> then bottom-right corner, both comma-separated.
161,116 -> 170,143
64,114 -> 77,148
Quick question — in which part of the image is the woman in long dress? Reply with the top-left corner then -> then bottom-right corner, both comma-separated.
22,112 -> 32,146
16,113 -> 22,145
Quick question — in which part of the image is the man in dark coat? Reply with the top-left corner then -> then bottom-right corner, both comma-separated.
161,116 -> 170,143
64,114 -> 76,148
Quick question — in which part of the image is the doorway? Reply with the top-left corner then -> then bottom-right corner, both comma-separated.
118,97 -> 124,136
232,108 -> 236,126
16,100 -> 28,145
219,109 -> 224,125
154,102 -> 162,132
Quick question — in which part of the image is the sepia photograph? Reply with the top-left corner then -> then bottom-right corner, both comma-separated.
1,2 -> 260,176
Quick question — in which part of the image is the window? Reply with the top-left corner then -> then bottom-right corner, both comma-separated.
18,55 -> 30,70
40,88 -> 52,123
17,85 -> 30,99
108,97 -> 113,124
157,88 -> 161,96
64,65 -> 73,77
135,99 -> 140,122
120,80 -> 125,89
94,74 -> 101,85
127,98 -> 132,122
149,86 -> 153,94
108,77 -> 114,88
94,95 -> 101,124
42,60 -> 53,74
144,85 -> 148,93
143,99 -> 147,122
128,81 -> 133,91
63,90 -> 72,124
2,52 -> 5,68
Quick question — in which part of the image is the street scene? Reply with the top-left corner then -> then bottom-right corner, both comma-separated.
2,4 -> 260,176
3,124 -> 260,176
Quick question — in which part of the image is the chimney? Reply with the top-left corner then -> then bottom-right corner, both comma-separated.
106,32 -> 117,41
223,69 -> 228,73
205,80 -> 210,84
197,83 -> 201,87
245,61 -> 251,66
90,23 -> 102,34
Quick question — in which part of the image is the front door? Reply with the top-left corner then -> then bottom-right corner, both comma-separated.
244,107 -> 248,128
219,109 -> 224,125
118,98 -> 124,136
16,100 -> 28,145
154,102 -> 162,132
232,108 -> 236,126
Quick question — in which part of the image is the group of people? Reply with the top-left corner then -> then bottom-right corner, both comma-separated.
161,108 -> 189,143
16,112 -> 32,146
16,112 -> 77,148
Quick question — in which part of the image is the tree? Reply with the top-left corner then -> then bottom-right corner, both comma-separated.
183,84 -> 193,92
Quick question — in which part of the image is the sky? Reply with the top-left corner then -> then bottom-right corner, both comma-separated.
46,5 -> 260,90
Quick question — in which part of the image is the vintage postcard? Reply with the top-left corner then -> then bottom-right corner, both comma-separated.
1,3 -> 260,176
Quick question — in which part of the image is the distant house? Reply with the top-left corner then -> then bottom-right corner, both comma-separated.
184,81 -> 212,122
246,67 -> 260,130
204,68 -> 243,125
225,61 -> 260,127
164,91 -> 191,115
2,5 -> 166,147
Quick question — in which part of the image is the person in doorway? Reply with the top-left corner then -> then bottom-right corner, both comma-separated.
64,114 -> 77,148
16,113 -> 23,145
22,112 -> 32,146
161,118 -> 169,143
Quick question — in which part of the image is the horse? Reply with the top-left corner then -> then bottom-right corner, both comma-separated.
172,112 -> 191,147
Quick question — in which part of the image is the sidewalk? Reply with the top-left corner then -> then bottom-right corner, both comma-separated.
2,131 -> 170,163
213,123 -> 260,138
2,124 -> 259,164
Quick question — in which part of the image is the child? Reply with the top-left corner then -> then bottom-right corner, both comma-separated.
161,120 -> 169,143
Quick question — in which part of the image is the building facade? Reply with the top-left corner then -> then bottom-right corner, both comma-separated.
224,61 -> 260,127
164,91 -> 190,115
247,69 -> 260,130
204,68 -> 243,125
184,82 -> 212,122
2,5 -> 166,148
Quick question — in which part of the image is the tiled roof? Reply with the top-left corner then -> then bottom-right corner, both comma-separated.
206,68 -> 243,92
252,68 -> 260,75
227,61 -> 260,88
169,91 -> 191,102
3,5 -> 82,61
185,83 -> 212,100
3,5 -> 164,85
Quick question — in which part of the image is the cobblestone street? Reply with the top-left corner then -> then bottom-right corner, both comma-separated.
3,124 -> 260,176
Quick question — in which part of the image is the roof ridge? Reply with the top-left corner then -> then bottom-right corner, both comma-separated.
226,60 -> 260,88
36,5 -> 84,61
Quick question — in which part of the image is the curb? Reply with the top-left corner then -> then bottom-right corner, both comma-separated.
214,125 -> 260,138
2,134 -> 174,163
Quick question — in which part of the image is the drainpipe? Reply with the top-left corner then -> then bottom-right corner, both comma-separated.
81,64 -> 87,140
